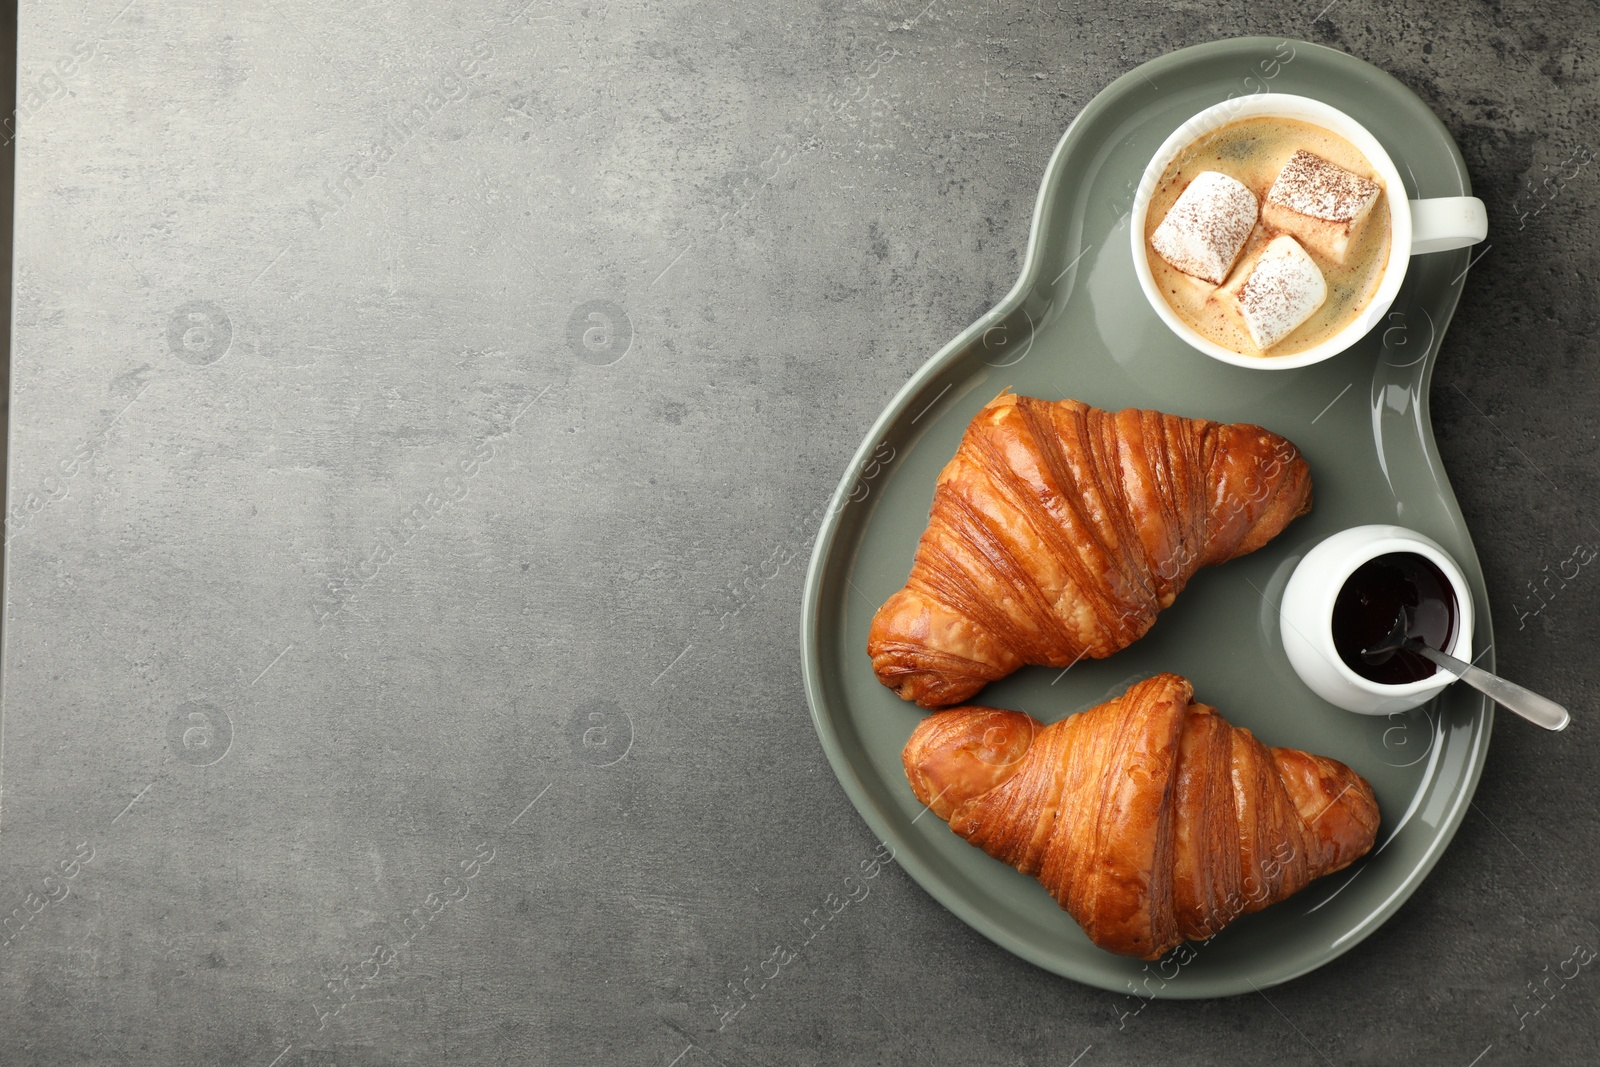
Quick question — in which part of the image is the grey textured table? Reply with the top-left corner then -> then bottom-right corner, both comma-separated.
1,2 -> 1596,1064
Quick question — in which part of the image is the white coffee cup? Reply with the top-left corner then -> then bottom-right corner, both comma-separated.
1130,94 -> 1487,370
1279,525 -> 1475,714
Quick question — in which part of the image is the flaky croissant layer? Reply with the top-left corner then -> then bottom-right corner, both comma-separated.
870,393 -> 1312,708
903,674 -> 1379,959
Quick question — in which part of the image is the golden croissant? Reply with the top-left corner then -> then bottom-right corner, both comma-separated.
869,393 -> 1312,708
903,674 -> 1378,960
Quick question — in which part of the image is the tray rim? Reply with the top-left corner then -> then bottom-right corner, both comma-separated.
799,34 -> 1494,998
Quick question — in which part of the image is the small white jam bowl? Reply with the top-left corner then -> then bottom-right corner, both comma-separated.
1279,525 -> 1475,715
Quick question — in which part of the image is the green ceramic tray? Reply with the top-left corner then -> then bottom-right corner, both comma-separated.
799,37 -> 1493,998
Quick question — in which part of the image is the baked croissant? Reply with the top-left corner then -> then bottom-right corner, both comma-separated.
869,393 -> 1311,707
903,674 -> 1378,959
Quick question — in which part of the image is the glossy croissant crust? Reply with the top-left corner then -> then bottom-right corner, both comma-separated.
903,674 -> 1379,960
869,393 -> 1311,707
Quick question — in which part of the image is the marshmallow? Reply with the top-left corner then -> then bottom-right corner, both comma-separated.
1262,150 -> 1382,265
1226,235 -> 1327,350
1151,171 -> 1259,285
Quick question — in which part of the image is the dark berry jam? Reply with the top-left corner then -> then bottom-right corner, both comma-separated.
1332,552 -> 1458,685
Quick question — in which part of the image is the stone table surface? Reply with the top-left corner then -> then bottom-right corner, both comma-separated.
1,1 -> 1596,1065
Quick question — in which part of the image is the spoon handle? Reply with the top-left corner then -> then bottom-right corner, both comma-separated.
1414,644 -> 1570,732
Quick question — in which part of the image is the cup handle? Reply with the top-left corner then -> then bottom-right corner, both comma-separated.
1409,197 -> 1488,255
